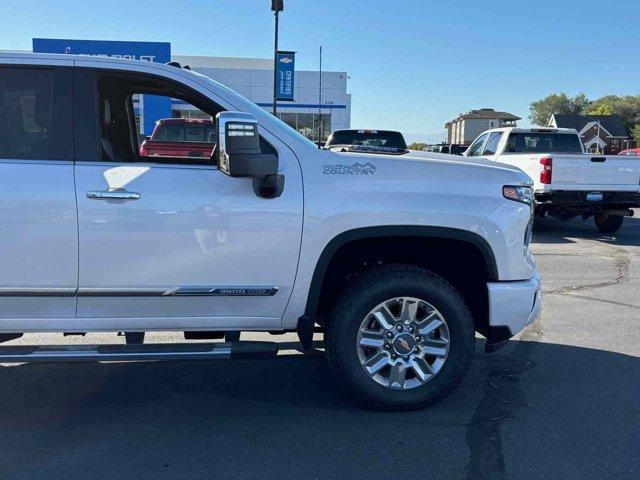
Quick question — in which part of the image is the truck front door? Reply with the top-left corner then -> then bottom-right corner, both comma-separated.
72,67 -> 303,330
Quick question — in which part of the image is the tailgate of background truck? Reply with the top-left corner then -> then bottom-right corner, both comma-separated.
551,154 -> 640,191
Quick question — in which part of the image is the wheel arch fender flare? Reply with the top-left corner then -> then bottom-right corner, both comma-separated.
296,225 -> 498,348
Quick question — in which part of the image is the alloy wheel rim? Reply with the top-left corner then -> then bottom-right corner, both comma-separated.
356,296 -> 450,390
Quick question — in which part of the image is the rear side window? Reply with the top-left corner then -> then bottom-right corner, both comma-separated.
0,69 -> 53,160
482,132 -> 503,155
505,133 -> 583,154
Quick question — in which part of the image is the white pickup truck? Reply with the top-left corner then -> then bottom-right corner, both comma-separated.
0,52 -> 540,410
465,127 -> 640,233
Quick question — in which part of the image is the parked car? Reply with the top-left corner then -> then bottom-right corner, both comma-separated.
325,129 -> 409,154
0,52 -> 540,410
424,144 -> 467,155
140,118 -> 215,159
618,148 -> 640,156
466,127 -> 640,233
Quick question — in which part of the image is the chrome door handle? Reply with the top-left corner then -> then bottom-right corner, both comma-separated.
86,190 -> 141,200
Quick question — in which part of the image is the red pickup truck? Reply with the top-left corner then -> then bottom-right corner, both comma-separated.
139,118 -> 215,159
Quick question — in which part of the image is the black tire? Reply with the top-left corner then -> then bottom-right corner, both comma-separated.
325,264 -> 475,410
595,214 -> 624,234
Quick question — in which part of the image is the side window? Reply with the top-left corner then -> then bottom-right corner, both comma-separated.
91,71 -> 277,164
93,72 -> 221,165
482,132 -> 503,155
0,68 -> 53,160
466,133 -> 488,156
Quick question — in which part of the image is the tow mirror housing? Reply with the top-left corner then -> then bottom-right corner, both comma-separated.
216,112 -> 284,198
216,112 -> 278,178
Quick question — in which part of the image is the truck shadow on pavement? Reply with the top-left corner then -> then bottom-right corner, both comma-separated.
533,214 -> 640,246
0,340 -> 637,480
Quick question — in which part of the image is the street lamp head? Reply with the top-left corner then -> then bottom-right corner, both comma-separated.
271,0 -> 284,11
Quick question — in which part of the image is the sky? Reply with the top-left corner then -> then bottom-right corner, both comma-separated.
2,0 -> 639,141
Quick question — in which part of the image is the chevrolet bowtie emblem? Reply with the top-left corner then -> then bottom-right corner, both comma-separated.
398,338 -> 410,352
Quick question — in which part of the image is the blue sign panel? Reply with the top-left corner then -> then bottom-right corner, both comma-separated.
276,51 -> 295,101
32,38 -> 172,134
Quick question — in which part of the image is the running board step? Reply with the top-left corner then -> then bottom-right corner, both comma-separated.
0,341 -> 278,363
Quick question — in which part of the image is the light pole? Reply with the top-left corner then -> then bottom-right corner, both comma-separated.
271,0 -> 284,117
318,45 -> 323,146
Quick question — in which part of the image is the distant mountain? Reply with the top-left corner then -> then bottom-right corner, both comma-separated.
403,132 -> 446,145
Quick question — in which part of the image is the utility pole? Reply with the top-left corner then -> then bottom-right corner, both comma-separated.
318,46 -> 323,147
271,0 -> 284,116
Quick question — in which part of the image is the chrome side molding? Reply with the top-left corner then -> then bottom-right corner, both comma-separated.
162,286 -> 279,296
0,286 -> 278,297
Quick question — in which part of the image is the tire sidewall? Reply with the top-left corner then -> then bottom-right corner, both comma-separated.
595,214 -> 623,233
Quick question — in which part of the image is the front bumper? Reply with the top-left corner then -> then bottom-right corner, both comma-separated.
485,273 -> 541,350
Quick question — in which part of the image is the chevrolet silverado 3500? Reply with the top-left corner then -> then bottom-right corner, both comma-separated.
0,53 -> 540,409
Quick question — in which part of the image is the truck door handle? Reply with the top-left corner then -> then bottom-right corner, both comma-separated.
590,157 -> 606,162
86,190 -> 141,200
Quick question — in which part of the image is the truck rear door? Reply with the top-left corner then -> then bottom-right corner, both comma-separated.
551,155 -> 640,191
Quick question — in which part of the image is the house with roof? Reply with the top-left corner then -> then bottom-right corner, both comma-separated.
445,108 -> 520,145
548,114 -> 630,154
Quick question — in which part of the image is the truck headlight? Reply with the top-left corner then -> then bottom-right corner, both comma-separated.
502,185 -> 534,206
503,185 -> 535,250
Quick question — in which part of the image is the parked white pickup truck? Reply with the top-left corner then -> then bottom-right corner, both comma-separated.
465,127 -> 640,233
0,52 -> 540,410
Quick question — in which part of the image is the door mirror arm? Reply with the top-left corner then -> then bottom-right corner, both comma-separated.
253,174 -> 285,199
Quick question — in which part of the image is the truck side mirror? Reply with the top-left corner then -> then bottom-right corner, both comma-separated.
216,112 -> 278,178
216,112 -> 284,198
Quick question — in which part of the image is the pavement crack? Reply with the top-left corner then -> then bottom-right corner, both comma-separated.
545,249 -> 631,295
553,292 -> 639,309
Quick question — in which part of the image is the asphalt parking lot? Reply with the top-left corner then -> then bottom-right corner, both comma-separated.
0,213 -> 638,480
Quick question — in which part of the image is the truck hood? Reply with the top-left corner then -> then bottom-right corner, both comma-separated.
333,150 -> 532,185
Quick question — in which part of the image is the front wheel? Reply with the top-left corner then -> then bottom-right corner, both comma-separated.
594,213 -> 624,234
325,265 -> 474,410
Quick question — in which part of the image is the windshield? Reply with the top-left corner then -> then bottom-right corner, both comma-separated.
326,130 -> 407,149
506,133 -> 583,154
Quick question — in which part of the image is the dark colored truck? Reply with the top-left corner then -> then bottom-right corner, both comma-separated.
325,129 -> 409,155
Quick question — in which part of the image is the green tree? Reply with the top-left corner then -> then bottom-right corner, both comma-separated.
408,142 -> 428,151
586,103 -> 614,116
529,93 -> 591,126
632,125 -> 640,144
587,95 -> 640,133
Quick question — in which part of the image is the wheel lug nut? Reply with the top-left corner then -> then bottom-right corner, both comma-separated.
415,335 -> 421,342
386,331 -> 393,339
384,343 -> 390,349
408,326 -> 414,333
396,325 -> 402,331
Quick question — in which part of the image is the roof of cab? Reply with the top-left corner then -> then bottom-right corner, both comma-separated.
0,51 -> 181,74
481,126 -> 579,135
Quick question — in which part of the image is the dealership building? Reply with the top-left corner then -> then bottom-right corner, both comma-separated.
16,38 -> 351,141
172,54 -> 351,140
